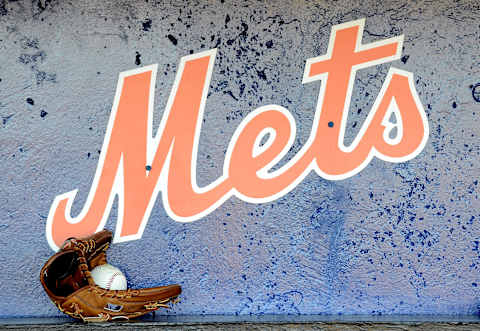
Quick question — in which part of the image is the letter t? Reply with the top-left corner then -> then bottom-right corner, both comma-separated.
303,19 -> 404,176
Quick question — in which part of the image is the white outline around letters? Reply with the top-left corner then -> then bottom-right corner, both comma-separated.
46,19 -> 429,250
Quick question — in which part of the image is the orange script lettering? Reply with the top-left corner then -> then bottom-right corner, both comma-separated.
46,19 -> 429,250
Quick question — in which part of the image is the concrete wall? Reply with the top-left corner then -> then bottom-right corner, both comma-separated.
0,0 -> 479,318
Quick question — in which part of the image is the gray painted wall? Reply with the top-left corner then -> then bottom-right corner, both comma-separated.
0,0 -> 479,318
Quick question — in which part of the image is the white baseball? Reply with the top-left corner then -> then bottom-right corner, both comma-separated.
91,264 -> 128,290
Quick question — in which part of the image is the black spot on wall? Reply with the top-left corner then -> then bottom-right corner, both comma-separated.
40,110 -> 48,118
239,22 -> 248,41
401,55 -> 410,64
37,0 -> 52,11
35,71 -> 56,85
472,83 -> 480,103
2,114 -> 13,125
266,40 -> 273,48
225,14 -> 230,26
256,69 -> 267,80
167,34 -> 178,46
452,101 -> 457,109
26,98 -> 34,105
142,18 -> 152,31
135,51 -> 141,65
21,37 -> 39,50
224,90 -> 238,101
0,0 -> 7,16
19,51 -> 46,64
18,49 -> 56,85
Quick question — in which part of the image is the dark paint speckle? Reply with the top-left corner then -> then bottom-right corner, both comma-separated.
35,71 -> 56,85
2,115 -> 13,125
224,90 -> 238,101
0,1 -> 7,15
142,18 -> 152,31
18,50 -> 57,85
40,110 -> 48,118
167,34 -> 178,46
26,98 -> 34,105
256,69 -> 266,80
328,121 -> 334,127
401,55 -> 409,64
472,83 -> 480,103
239,22 -> 248,40
37,0 -> 52,11
452,101 -> 457,109
22,37 -> 39,49
135,51 -> 141,65
266,40 -> 273,48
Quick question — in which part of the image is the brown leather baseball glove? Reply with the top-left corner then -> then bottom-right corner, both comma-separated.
40,230 -> 181,322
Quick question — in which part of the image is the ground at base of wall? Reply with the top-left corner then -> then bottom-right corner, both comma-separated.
2,322 -> 480,331
2,316 -> 480,331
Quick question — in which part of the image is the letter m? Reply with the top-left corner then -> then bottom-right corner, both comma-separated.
46,50 -> 216,250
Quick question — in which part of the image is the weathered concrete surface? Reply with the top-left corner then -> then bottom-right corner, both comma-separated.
0,0 -> 480,319
3,315 -> 480,330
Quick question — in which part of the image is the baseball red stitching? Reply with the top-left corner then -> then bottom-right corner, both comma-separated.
106,271 -> 122,290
